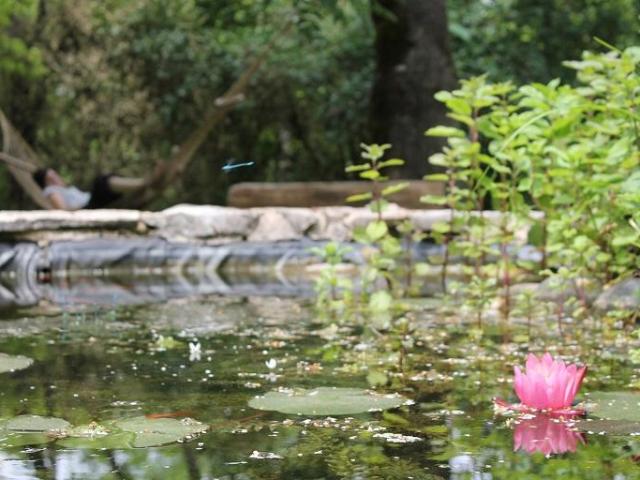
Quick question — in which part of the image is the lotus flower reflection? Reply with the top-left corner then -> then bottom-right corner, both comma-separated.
514,414 -> 585,457
498,353 -> 586,414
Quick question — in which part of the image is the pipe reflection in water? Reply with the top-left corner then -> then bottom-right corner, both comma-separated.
0,239 -> 445,316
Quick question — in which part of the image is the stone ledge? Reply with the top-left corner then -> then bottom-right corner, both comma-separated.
0,204 -> 541,244
0,209 -> 142,233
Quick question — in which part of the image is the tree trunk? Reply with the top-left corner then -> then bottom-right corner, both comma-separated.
370,0 -> 457,178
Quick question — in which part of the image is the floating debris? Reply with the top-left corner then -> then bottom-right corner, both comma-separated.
373,432 -> 423,444
249,450 -> 283,460
189,341 -> 202,362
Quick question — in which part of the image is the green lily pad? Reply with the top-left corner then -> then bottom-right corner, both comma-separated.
248,387 -> 412,416
58,432 -> 136,450
577,419 -> 640,436
0,353 -> 33,374
587,391 -> 640,422
114,416 -> 209,448
0,433 -> 54,448
6,415 -> 71,433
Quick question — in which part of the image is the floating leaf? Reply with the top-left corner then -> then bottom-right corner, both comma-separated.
114,416 -> 209,448
0,433 -> 53,448
0,353 -> 33,374
58,432 -> 136,450
249,387 -> 411,416
587,391 -> 640,422
576,419 -> 640,436
6,415 -> 70,433
367,370 -> 388,388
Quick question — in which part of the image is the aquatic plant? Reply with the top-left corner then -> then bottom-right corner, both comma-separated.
310,241 -> 354,316
501,353 -> 586,413
426,46 -> 640,324
345,143 -> 407,222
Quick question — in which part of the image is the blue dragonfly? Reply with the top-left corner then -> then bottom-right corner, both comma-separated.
221,159 -> 255,172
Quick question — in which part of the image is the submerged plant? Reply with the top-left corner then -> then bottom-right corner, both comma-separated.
310,241 -> 354,316
344,143 -> 411,311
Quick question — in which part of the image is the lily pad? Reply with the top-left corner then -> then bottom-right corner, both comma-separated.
248,387 -> 411,416
577,419 -> 640,436
0,353 -> 33,374
6,415 -> 70,433
58,432 -> 136,450
587,391 -> 640,422
0,433 -> 54,448
114,416 -> 209,448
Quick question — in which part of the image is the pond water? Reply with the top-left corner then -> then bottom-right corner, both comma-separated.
0,295 -> 638,479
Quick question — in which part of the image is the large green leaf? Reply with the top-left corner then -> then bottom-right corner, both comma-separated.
587,391 -> 640,422
0,433 -> 54,448
114,416 -> 209,448
576,419 -> 640,436
58,432 -> 136,450
6,415 -> 70,432
0,353 -> 33,374
248,387 -> 411,416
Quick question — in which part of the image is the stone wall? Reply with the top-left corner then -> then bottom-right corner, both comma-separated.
0,204 -> 541,244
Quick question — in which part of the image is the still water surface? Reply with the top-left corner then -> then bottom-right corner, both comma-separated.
0,296 -> 637,479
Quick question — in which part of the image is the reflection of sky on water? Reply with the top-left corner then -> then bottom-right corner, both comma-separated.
0,450 -> 113,480
450,453 -> 493,479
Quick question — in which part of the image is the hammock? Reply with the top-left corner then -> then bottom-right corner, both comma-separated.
0,111 -> 52,209
0,21 -> 290,210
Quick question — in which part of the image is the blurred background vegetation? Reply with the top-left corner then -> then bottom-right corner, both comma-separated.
0,0 -> 638,209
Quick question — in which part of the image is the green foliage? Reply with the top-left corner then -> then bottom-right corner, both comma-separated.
311,241 -> 354,315
346,143 -> 408,219
448,0 -> 640,83
0,0 -> 44,78
1,0 -> 373,207
427,45 -> 640,320
2,0 -> 638,207
312,145 -> 425,371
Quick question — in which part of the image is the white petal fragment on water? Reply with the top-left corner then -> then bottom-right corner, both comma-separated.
373,432 -> 423,443
249,450 -> 283,460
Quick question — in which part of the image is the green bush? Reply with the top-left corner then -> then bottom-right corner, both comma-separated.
427,45 -> 640,289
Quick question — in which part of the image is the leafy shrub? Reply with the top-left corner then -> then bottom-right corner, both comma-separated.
427,45 -> 640,295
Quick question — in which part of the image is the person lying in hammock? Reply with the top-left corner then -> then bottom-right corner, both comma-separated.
32,168 -> 146,210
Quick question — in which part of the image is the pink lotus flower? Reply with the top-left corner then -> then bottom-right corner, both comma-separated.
513,413 -> 585,457
513,353 -> 586,412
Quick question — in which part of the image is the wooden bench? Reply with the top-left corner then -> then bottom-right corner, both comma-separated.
227,181 -> 445,209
